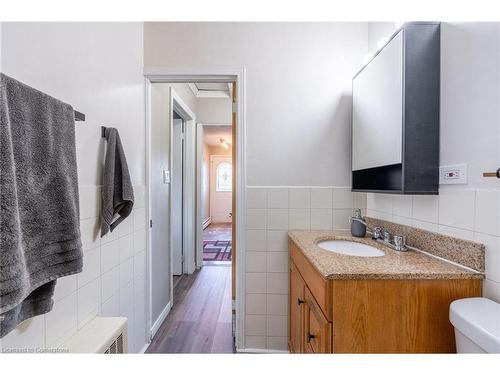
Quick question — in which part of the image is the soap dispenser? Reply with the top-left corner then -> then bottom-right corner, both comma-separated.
350,209 -> 366,238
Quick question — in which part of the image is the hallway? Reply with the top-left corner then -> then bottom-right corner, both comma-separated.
146,265 -> 234,353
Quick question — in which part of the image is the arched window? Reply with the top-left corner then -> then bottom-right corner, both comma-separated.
216,162 -> 232,192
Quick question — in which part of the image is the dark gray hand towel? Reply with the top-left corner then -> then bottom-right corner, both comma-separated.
100,127 -> 134,237
0,73 -> 82,338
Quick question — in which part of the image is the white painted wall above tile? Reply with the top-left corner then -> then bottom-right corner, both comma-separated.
145,22 -> 369,186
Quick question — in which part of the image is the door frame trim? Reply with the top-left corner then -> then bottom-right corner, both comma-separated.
144,68 -> 247,349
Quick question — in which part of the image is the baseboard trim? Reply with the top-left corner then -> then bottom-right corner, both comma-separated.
236,348 -> 289,354
151,301 -> 172,339
202,217 -> 212,230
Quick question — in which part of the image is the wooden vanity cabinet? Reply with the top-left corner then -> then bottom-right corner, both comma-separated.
289,252 -> 333,353
289,261 -> 305,353
304,288 -> 332,353
288,239 -> 482,354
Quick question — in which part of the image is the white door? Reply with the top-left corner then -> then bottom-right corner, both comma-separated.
171,117 -> 184,275
150,84 -> 171,325
210,155 -> 232,223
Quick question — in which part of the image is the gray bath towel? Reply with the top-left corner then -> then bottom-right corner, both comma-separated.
0,73 -> 82,338
100,127 -> 134,237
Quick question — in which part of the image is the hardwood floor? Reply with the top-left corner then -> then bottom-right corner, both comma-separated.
203,223 -> 232,241
146,264 -> 234,353
172,275 -> 183,289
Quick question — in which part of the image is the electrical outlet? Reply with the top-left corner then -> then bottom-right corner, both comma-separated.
439,163 -> 467,185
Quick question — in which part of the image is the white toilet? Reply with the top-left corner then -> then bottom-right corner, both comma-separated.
449,297 -> 500,353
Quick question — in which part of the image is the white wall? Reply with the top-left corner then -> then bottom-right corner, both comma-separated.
367,22 -> 396,52
144,22 -> 369,351
197,97 -> 232,124
366,23 -> 500,303
145,22 -> 368,186
0,23 -> 147,353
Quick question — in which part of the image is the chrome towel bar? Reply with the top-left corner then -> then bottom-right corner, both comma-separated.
483,168 -> 500,178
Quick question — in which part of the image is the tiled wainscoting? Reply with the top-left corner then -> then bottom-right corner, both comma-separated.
244,186 -> 367,351
0,185 -> 148,353
367,188 -> 500,303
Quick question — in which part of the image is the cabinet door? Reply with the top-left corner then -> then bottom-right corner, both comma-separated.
289,261 -> 305,353
352,30 -> 403,172
304,287 -> 332,353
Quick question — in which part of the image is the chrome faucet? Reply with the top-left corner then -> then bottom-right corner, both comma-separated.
371,227 -> 382,240
382,230 -> 391,243
393,234 -> 407,252
370,226 -> 407,252
349,218 -> 408,252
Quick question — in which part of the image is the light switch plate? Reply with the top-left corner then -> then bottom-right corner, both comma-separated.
163,170 -> 170,184
439,163 -> 467,185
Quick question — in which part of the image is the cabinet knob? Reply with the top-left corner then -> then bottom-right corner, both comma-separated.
297,298 -> 304,305
307,333 -> 316,342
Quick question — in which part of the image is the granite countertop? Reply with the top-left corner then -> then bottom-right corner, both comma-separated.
288,230 -> 485,280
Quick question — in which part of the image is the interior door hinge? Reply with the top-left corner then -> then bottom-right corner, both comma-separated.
232,102 -> 238,113
150,219 -> 153,228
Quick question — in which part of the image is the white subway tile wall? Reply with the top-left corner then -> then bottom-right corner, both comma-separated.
0,185 -> 148,353
245,186 -> 366,350
366,188 -> 500,304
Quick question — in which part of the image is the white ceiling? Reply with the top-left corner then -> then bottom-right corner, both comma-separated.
195,82 -> 229,92
203,125 -> 232,147
189,82 -> 232,98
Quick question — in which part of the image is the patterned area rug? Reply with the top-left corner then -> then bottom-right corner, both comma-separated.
203,240 -> 232,262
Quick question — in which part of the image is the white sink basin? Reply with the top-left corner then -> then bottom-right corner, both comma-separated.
317,240 -> 385,257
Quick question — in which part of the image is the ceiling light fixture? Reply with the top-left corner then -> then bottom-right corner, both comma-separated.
220,138 -> 230,149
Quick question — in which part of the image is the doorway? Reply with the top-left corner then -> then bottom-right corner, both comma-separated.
146,75 -> 244,352
200,126 -> 233,265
